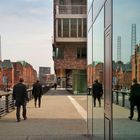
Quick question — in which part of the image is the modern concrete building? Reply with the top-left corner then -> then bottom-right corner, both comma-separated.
39,67 -> 51,85
53,0 -> 87,93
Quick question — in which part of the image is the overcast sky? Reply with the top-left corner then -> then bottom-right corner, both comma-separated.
0,0 -> 54,74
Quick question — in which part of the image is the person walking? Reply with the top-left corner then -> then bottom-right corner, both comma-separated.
129,78 -> 140,121
32,80 -> 43,108
13,78 -> 28,122
92,79 -> 103,107
54,82 -> 57,90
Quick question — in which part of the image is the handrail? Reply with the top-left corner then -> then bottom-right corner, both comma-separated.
112,90 -> 130,108
0,89 -> 33,119
86,88 -> 130,108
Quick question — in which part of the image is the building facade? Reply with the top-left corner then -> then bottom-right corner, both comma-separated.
131,44 -> 140,82
39,67 -> 51,85
53,0 -> 87,93
13,61 -> 37,88
0,60 -> 37,90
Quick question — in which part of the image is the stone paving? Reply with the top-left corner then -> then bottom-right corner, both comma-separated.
0,89 -> 140,140
0,89 -> 90,140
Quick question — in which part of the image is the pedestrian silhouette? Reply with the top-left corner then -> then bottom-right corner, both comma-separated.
92,79 -> 103,107
54,83 -> 57,90
32,80 -> 43,108
13,78 -> 28,122
129,78 -> 140,121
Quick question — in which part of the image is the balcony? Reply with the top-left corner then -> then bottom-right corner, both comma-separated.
56,5 -> 87,18
55,37 -> 87,43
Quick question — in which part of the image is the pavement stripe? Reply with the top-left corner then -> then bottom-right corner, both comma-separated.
67,96 -> 87,122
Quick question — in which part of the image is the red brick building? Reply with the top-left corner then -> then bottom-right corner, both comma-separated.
113,61 -> 131,90
0,60 -> 37,90
13,61 -> 37,88
131,44 -> 140,83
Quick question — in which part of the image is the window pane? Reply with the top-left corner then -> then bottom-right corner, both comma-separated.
56,48 -> 64,58
63,19 -> 69,37
113,0 -> 140,139
58,19 -> 61,37
83,18 -> 87,37
77,48 -> 87,58
71,19 -> 77,37
78,19 -> 82,37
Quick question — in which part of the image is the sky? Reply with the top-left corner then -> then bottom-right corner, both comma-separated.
0,0 -> 54,74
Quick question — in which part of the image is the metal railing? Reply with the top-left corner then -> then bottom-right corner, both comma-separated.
0,86 -> 50,118
87,88 -> 131,108
56,5 -> 87,15
113,90 -> 130,108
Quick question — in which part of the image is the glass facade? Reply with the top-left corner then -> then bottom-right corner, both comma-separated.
87,0 -> 140,139
87,3 -> 104,138
113,0 -> 140,139
57,18 -> 86,38
77,48 -> 87,58
63,19 -> 69,37
53,48 -> 64,59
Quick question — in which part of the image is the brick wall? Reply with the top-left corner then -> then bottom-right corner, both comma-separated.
54,47 -> 87,69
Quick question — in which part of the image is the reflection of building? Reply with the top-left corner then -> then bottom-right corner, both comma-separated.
0,61 -> 3,88
131,24 -> 136,55
113,61 -> 131,89
131,44 -> 140,82
87,62 -> 103,87
95,63 -> 103,84
87,64 -> 95,87
53,0 -> 87,93
39,67 -> 51,85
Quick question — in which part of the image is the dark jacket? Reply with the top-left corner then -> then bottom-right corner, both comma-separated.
13,83 -> 28,106
130,83 -> 140,101
32,82 -> 43,97
92,82 -> 103,97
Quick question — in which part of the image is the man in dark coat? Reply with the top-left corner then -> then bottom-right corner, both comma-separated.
129,78 -> 140,121
13,78 -> 28,122
92,79 -> 103,107
32,80 -> 43,108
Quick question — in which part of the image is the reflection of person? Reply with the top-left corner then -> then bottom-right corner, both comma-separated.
129,78 -> 140,121
13,78 -> 28,122
32,80 -> 43,108
54,83 -> 57,90
92,80 -> 103,107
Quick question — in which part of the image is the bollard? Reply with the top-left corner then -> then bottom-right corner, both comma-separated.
5,95 -> 9,113
116,91 -> 119,104
122,92 -> 125,107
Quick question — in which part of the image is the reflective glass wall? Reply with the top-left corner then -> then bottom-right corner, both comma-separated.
113,0 -> 140,139
87,0 -> 104,139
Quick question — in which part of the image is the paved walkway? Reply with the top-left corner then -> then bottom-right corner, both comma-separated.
0,89 -> 90,140
0,89 -> 140,140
